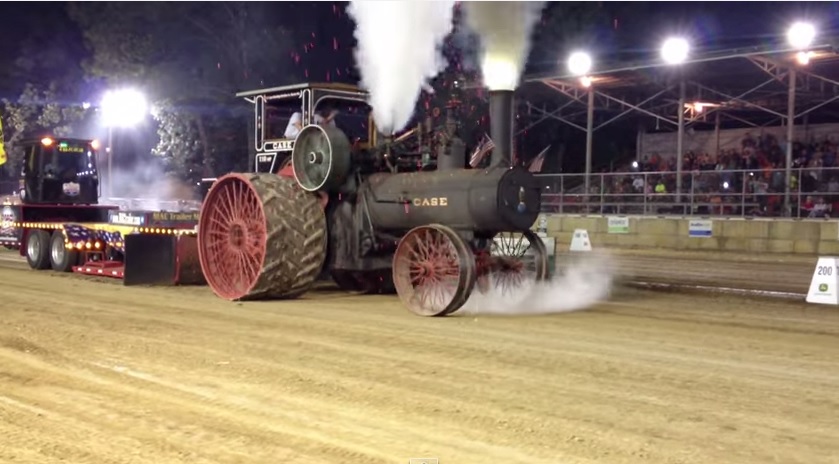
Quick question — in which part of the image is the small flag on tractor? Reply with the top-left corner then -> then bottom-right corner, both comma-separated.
528,145 -> 550,173
0,114 -> 7,166
469,133 -> 495,168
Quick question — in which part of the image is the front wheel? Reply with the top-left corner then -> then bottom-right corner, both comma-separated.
475,229 -> 550,295
392,224 -> 476,317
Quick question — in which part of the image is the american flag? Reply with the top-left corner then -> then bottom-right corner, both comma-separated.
469,134 -> 495,168
528,145 -> 550,173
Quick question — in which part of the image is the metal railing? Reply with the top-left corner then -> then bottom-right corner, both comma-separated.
536,167 -> 839,218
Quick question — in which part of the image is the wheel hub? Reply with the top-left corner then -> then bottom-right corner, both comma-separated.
51,235 -> 65,264
27,237 -> 40,261
229,223 -> 246,249
308,151 -> 323,164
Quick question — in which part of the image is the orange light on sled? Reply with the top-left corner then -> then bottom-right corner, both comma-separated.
41,137 -> 54,147
90,139 -> 100,150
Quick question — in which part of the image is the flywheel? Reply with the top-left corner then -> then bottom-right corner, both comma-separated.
291,124 -> 352,192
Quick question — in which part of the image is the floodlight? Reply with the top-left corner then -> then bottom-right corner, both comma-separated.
661,37 -> 690,65
787,22 -> 816,50
101,89 -> 149,128
567,51 -> 592,76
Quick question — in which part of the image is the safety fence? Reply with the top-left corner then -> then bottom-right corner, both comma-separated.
536,167 -> 839,218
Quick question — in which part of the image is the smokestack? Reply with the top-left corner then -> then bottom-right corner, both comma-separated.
489,90 -> 514,167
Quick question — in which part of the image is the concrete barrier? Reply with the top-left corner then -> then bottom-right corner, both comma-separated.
538,214 -> 839,255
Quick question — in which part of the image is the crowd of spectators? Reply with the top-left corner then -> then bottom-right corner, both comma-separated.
579,132 -> 839,217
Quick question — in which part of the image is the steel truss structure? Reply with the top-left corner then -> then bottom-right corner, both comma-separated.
520,43 -> 839,215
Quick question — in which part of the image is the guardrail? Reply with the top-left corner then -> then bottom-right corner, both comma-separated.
536,166 -> 839,218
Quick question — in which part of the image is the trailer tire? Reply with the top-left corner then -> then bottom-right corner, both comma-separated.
198,173 -> 327,300
49,229 -> 78,273
25,230 -> 51,270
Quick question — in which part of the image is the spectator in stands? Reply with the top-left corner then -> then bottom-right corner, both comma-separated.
654,179 -> 667,197
632,175 -> 644,193
597,131 -> 839,217
810,196 -> 831,218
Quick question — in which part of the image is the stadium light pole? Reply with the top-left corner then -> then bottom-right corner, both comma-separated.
567,51 -> 595,196
100,89 -> 149,199
661,37 -> 690,205
784,22 -> 815,216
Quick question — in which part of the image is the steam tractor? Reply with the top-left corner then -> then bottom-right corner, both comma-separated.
198,82 -> 549,316
1,136 -> 203,285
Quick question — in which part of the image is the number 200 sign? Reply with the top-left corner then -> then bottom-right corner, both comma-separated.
817,266 -> 835,276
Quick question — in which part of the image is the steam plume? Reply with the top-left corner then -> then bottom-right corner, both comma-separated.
463,1 -> 546,90
104,161 -> 199,211
347,1 -> 456,134
459,252 -> 614,316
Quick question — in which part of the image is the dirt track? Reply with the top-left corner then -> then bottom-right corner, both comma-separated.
1,251 -> 838,464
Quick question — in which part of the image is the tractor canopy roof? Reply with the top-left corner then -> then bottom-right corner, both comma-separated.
235,82 -> 368,100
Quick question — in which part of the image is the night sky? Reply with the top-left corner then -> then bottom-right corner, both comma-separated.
1,1 -> 835,97
0,1 -> 836,176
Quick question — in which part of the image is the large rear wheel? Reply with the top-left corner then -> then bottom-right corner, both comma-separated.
198,173 -> 327,301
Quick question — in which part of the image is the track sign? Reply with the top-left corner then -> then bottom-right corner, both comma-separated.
806,257 -> 839,305
569,228 -> 592,252
688,219 -> 713,238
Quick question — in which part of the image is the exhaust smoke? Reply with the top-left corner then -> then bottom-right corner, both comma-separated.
459,252 -> 615,316
463,1 -> 546,91
347,1 -> 456,134
104,161 -> 199,211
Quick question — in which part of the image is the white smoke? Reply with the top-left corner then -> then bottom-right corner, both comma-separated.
347,0 -> 456,134
458,251 -> 614,316
103,161 -> 200,212
462,1 -> 546,90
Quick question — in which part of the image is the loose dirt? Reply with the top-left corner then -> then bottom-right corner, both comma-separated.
1,251 -> 838,464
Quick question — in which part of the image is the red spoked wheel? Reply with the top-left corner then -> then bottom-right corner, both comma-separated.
477,229 -> 549,296
392,224 -> 476,316
198,173 -> 327,301
474,247 -> 493,294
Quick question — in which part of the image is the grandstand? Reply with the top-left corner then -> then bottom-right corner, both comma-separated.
520,39 -> 839,218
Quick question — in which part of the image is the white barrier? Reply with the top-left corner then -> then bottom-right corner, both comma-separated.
569,229 -> 592,252
806,257 -> 839,305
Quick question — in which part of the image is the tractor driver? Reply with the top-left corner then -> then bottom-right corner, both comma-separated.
284,111 -> 303,139
283,105 -> 339,140
314,105 -> 339,127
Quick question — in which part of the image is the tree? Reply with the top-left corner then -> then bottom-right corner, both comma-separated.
68,2 -> 296,183
0,5 -> 91,180
1,83 -> 89,176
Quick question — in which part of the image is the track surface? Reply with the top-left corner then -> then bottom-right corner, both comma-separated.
1,251 -> 838,464
558,248 -> 815,295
